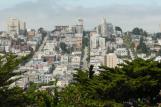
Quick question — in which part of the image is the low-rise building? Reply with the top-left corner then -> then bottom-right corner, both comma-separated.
38,74 -> 53,83
71,56 -> 81,68
114,48 -> 128,57
53,65 -> 68,77
155,56 -> 161,62
116,37 -> 123,45
61,54 -> 69,65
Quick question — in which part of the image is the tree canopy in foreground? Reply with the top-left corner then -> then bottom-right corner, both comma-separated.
0,54 -> 161,107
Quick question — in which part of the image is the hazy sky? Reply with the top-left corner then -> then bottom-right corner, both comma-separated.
0,0 -> 161,32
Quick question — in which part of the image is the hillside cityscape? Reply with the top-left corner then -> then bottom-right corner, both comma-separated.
0,17 -> 161,88
0,17 -> 161,106
1,0 -> 161,107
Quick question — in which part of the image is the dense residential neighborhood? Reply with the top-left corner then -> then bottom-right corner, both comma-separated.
1,14 -> 161,106
1,17 -> 161,91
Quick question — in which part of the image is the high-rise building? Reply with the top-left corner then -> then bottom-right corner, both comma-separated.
96,18 -> 114,38
7,17 -> 26,34
19,21 -> 26,31
107,23 -> 114,36
76,19 -> 84,33
96,25 -> 101,35
104,53 -> 118,68
98,37 -> 106,49
90,33 -> 106,50
7,17 -> 19,34
90,33 -> 100,49
101,18 -> 108,36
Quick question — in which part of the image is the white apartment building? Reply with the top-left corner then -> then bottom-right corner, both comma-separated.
61,54 -> 69,65
53,65 -> 68,77
137,53 -> 146,59
90,55 -> 104,66
71,56 -> 81,67
98,37 -> 106,49
90,33 -> 106,50
157,39 -> 161,45
155,56 -> 161,62
90,36 -> 98,49
38,74 -> 53,83
0,37 -> 12,52
114,48 -> 128,57
90,33 -> 100,49
116,37 -> 123,45
90,49 -> 100,56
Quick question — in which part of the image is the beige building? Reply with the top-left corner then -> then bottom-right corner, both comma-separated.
104,53 -> 118,68
27,29 -> 36,40
71,33 -> 83,51
7,17 -> 19,34
7,17 -> 26,34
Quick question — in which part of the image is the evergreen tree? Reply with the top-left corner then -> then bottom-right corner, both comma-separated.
0,54 -> 28,107
137,37 -> 149,53
59,58 -> 161,106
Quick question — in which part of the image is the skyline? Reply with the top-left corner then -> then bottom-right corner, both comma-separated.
0,0 -> 161,32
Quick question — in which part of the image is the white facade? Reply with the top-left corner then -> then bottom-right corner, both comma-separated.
101,18 -> 108,37
155,56 -> 161,62
114,48 -> 128,57
116,37 -> 123,45
90,34 -> 100,49
157,39 -> 161,45
71,56 -> 81,66
137,53 -> 146,59
39,74 -> 53,83
53,65 -> 68,77
61,54 -> 69,65
98,37 -> 106,49
90,56 -> 104,66
90,34 -> 106,49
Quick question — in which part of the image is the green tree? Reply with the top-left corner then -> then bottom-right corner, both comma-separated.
132,27 -> 148,37
60,42 -> 73,54
132,27 -> 141,35
1,53 -> 161,107
59,59 -> 161,106
38,27 -> 47,37
137,37 -> 149,54
115,26 -> 122,33
0,54 -> 28,107
99,59 -> 161,106
0,54 -> 54,107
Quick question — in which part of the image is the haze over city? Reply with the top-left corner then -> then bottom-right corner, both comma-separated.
1,0 -> 161,106
0,0 -> 161,32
